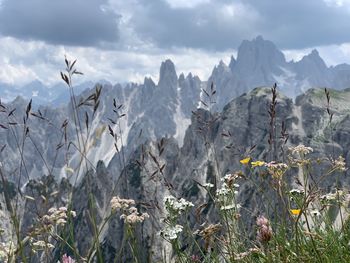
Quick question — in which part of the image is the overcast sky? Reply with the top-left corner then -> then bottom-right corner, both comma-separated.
1,0 -> 350,86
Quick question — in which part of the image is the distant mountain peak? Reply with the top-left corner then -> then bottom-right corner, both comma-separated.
310,49 -> 319,56
158,59 -> 177,86
144,76 -> 155,87
236,36 -> 285,63
229,55 -> 236,70
255,35 -> 265,42
299,48 -> 327,69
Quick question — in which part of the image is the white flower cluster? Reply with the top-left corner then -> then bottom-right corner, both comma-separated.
164,195 -> 194,215
320,189 -> 345,202
203,182 -> 214,188
265,162 -> 288,170
216,175 -> 241,213
265,161 -> 288,179
332,156 -> 347,172
160,195 -> 193,241
110,196 -> 149,224
120,207 -> 149,224
216,174 -> 239,197
31,240 -> 55,251
289,145 -> 313,156
110,196 -> 136,210
160,224 -> 183,240
289,188 -> 305,195
42,207 -> 76,227
221,173 -> 240,183
220,203 -> 241,211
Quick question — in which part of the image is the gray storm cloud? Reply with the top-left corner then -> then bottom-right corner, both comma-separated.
128,0 -> 350,50
0,0 -> 120,47
0,0 -> 349,50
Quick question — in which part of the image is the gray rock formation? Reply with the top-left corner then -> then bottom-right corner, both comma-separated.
1,85 -> 350,262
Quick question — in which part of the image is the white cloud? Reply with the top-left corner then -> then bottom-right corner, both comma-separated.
164,0 -> 210,8
0,36 -> 235,86
324,0 -> 350,7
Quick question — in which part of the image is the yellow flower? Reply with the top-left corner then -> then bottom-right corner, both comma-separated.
290,209 -> 301,216
240,157 -> 251,165
251,161 -> 265,167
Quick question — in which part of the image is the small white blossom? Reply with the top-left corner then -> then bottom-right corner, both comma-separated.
161,225 -> 183,240
32,240 -> 54,250
333,156 -> 347,171
164,195 -> 194,215
289,145 -> 313,155
289,189 -> 305,195
220,203 -> 241,211
216,184 -> 230,196
310,210 -> 321,216
203,182 -> 214,188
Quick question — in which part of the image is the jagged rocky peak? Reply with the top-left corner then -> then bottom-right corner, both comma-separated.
229,55 -> 236,70
298,49 -> 327,70
234,35 -> 286,72
293,49 -> 329,86
178,72 -> 185,82
143,76 -> 155,87
300,49 -> 327,68
158,59 -> 178,86
212,60 -> 230,76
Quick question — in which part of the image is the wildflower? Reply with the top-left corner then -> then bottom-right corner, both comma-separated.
320,189 -> 346,205
216,183 -> 230,196
32,240 -> 54,250
290,209 -> 301,216
222,172 -> 241,182
289,145 -> 313,156
56,218 -> 67,226
203,182 -> 214,188
220,203 -> 241,211
110,196 -> 135,210
221,172 -> 242,189
256,216 -> 269,227
320,193 -> 337,202
310,210 -> 321,217
240,157 -> 251,165
256,216 -> 272,243
120,211 -> 149,224
61,254 -> 76,263
160,225 -> 183,240
332,156 -> 347,171
42,206 -> 75,227
265,161 -> 288,179
251,161 -> 265,167
289,188 -> 304,195
70,211 -> 77,218
164,195 -> 194,215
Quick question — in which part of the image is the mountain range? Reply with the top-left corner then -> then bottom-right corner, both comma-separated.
1,36 -> 350,262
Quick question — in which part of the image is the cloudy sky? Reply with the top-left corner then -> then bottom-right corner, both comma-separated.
1,0 -> 350,86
